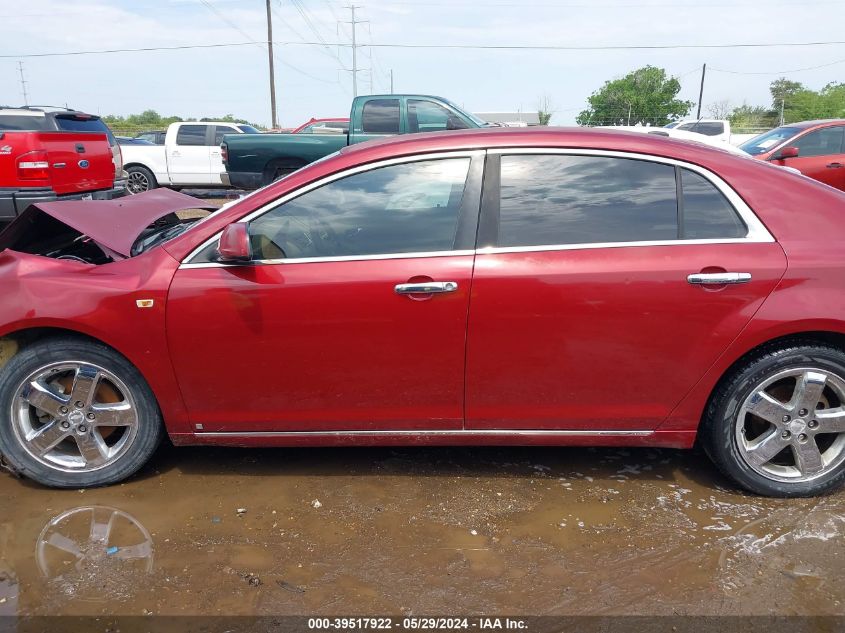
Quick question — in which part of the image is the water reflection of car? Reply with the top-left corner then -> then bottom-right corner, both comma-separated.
739,120 -> 845,191
4,129 -> 845,498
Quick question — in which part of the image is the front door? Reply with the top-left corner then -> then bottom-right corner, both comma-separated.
779,125 -> 845,191
167,152 -> 483,432
465,152 -> 787,431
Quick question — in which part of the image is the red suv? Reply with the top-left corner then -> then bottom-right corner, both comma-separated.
740,119 -> 845,190
0,107 -> 126,221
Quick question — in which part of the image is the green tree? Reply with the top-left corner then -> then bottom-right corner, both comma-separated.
728,103 -> 776,132
537,95 -> 553,126
576,66 -> 693,126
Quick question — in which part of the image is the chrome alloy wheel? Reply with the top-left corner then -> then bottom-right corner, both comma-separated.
12,362 -> 139,473
126,171 -> 149,194
736,367 -> 845,483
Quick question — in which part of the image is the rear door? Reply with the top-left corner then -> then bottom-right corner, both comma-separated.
350,98 -> 402,145
465,150 -> 787,431
787,125 -> 845,191
168,124 -> 213,185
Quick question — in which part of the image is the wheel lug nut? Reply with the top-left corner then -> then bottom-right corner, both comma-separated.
87,413 -> 95,420
782,430 -> 792,439
59,406 -> 69,414
808,420 -> 819,429
799,408 -> 808,417
60,421 -> 70,430
798,433 -> 808,443
782,415 -> 791,423
78,425 -> 87,433
74,401 -> 84,409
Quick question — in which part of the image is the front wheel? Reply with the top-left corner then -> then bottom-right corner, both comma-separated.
702,343 -> 845,497
0,338 -> 163,488
126,165 -> 157,194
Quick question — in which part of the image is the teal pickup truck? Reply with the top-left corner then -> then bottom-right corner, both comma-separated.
221,94 -> 489,190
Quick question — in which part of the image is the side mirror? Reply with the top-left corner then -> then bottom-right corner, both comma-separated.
775,146 -> 800,160
216,222 -> 252,263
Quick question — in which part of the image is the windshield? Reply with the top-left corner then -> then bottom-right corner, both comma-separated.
237,125 -> 261,134
441,99 -> 488,127
739,127 -> 801,156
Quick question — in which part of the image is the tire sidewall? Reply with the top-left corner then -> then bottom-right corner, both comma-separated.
0,339 -> 162,488
706,346 -> 845,497
126,166 -> 157,194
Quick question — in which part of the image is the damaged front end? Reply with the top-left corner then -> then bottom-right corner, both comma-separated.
0,189 -> 217,265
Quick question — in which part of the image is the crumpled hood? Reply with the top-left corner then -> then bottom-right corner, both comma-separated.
0,189 -> 217,259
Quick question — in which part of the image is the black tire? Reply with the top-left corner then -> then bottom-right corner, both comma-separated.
701,341 -> 845,497
0,337 -> 163,488
126,165 -> 157,195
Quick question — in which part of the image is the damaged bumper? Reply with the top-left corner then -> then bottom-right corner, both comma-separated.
0,180 -> 128,222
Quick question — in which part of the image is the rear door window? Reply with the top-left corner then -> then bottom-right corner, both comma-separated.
213,125 -> 239,145
677,121 -> 725,136
361,99 -> 400,134
497,154 -> 678,247
176,125 -> 209,146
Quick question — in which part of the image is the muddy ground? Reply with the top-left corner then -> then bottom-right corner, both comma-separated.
1,191 -> 844,619
1,443 -> 844,617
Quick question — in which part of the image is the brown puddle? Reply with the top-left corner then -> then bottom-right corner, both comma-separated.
0,444 -> 843,616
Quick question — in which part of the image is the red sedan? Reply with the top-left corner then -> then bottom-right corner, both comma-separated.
740,119 -> 845,191
1,127 -> 844,496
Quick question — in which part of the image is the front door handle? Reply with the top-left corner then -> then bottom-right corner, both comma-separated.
687,272 -> 751,285
395,281 -> 458,294
827,162 -> 843,168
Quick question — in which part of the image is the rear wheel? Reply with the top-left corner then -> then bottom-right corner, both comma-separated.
0,338 -> 162,488
702,343 -> 845,497
126,166 -> 157,194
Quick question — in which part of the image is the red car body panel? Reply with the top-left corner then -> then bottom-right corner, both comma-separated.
0,131 -> 114,195
290,118 -> 350,134
1,127 -> 845,452
751,120 -> 845,191
166,256 -> 474,432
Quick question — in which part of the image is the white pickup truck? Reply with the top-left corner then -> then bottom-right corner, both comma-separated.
121,121 -> 260,193
665,119 -> 761,147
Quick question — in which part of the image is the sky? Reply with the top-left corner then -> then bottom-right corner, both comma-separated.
0,0 -> 841,128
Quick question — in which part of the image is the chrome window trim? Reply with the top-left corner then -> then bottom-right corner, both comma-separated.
181,150 -> 484,268
488,147 -> 774,248
194,429 -> 653,438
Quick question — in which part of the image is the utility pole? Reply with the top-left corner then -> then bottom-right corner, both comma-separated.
17,61 -> 29,106
696,63 -> 706,120
390,69 -> 394,93
265,0 -> 278,129
343,5 -> 366,97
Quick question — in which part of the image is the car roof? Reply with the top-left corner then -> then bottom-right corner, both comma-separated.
337,126 -> 740,161
782,119 -> 845,130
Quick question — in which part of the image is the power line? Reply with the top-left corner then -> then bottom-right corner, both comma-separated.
711,58 -> 845,75
6,38 -> 845,59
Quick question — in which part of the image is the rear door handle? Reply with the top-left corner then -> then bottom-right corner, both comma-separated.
687,272 -> 751,285
395,281 -> 458,294
827,162 -> 843,168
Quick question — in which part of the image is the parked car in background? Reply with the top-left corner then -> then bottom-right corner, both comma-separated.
116,136 -> 154,146
0,107 -> 125,221
134,130 -> 165,145
600,126 -> 749,155
665,119 -> 760,146
3,128 -> 845,497
121,121 -> 259,194
291,118 -> 350,135
740,120 -> 845,191
222,94 -> 489,189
